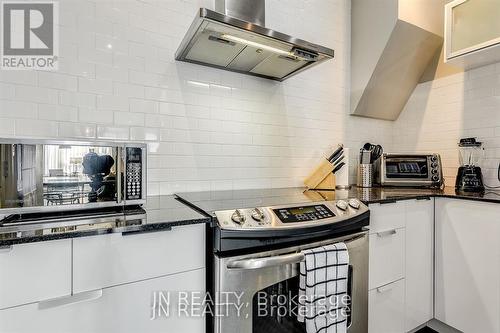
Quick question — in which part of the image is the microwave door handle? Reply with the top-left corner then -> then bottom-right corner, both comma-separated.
227,252 -> 305,270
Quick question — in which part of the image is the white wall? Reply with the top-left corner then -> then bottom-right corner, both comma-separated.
393,63 -> 500,187
0,0 -> 393,194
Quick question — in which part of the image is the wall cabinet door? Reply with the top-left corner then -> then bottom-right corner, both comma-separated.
405,199 -> 434,332
369,279 -> 406,333
445,0 -> 500,68
0,268 -> 206,333
435,198 -> 500,333
73,224 -> 205,293
0,239 -> 71,310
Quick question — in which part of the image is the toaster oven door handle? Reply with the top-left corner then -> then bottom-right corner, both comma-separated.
227,252 -> 305,270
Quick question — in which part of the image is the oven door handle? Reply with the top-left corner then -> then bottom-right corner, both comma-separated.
227,252 -> 305,270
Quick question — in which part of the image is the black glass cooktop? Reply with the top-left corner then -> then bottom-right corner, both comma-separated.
175,187 -> 331,217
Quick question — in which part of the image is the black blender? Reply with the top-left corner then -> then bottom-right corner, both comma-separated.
455,138 -> 485,193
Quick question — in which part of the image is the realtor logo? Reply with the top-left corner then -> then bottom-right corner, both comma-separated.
1,1 -> 58,70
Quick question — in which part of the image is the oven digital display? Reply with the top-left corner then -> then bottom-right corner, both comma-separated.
289,207 -> 316,215
273,205 -> 335,223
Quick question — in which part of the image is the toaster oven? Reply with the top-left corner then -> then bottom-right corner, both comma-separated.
0,139 -> 146,215
375,153 -> 444,188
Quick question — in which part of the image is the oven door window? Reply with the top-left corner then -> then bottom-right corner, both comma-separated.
385,160 -> 428,179
252,267 -> 353,332
0,143 -> 118,209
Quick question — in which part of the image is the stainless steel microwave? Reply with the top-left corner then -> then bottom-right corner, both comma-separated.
375,153 -> 444,188
0,139 -> 146,215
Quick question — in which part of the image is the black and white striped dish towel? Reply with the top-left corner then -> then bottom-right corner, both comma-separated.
298,243 -> 349,333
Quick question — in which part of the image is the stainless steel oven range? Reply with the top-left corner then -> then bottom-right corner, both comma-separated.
176,188 -> 370,333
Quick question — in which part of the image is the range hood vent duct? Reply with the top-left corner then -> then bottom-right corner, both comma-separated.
350,0 -> 444,121
175,0 -> 334,81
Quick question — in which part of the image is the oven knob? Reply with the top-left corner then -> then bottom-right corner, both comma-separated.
348,199 -> 360,209
336,200 -> 348,211
431,169 -> 438,174
431,155 -> 437,162
431,162 -> 438,168
251,208 -> 265,222
432,175 -> 439,182
231,209 -> 246,224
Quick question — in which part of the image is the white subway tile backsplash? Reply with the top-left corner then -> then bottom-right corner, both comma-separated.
130,127 -> 160,141
0,71 -> 37,85
129,99 -> 158,114
78,77 -> 113,95
96,126 -> 129,140
0,118 -> 15,135
16,119 -> 58,137
38,104 -> 78,122
78,108 -> 113,124
114,111 -> 145,126
38,72 -> 78,91
58,123 -> 96,138
96,95 -> 128,111
1,0 -> 395,193
113,82 -> 144,99
59,91 -> 96,108
15,86 -> 58,104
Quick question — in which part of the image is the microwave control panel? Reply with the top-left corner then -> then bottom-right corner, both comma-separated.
125,147 -> 143,200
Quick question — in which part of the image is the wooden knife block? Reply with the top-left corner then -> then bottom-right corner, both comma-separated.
304,159 -> 336,190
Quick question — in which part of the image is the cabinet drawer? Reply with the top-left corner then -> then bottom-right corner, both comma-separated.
369,228 -> 405,290
368,202 -> 405,234
73,224 -> 205,293
0,268 -> 206,333
369,279 -> 405,333
0,239 -> 71,310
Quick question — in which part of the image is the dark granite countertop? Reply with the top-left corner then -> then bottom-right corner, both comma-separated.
0,195 -> 211,246
311,186 -> 500,205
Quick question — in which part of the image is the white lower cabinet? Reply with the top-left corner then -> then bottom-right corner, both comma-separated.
369,227 -> 405,290
0,268 -> 206,333
368,199 -> 434,333
73,224 -> 206,293
369,279 -> 406,333
435,198 -> 500,333
405,199 -> 434,331
0,239 -> 72,310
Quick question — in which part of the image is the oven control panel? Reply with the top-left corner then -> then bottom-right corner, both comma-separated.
273,204 -> 335,223
214,199 -> 366,230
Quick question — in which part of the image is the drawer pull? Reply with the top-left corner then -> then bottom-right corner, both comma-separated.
376,284 -> 394,293
0,245 -> 13,253
38,289 -> 103,310
122,226 -> 172,236
376,229 -> 397,237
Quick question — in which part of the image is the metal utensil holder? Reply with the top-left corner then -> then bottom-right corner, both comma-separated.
357,164 -> 373,188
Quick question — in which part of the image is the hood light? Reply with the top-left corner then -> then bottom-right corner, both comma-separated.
220,34 -> 298,58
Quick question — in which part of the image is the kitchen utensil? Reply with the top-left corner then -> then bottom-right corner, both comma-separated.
328,144 -> 344,163
362,143 -> 383,163
361,150 -> 371,164
332,162 -> 345,174
331,154 -> 344,167
357,164 -> 373,188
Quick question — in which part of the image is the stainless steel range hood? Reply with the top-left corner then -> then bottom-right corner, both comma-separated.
175,0 -> 334,81
350,0 -> 445,121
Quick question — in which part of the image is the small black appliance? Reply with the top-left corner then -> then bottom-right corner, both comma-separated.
455,138 -> 485,193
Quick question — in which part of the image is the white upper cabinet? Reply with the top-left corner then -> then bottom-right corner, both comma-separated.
445,0 -> 500,69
